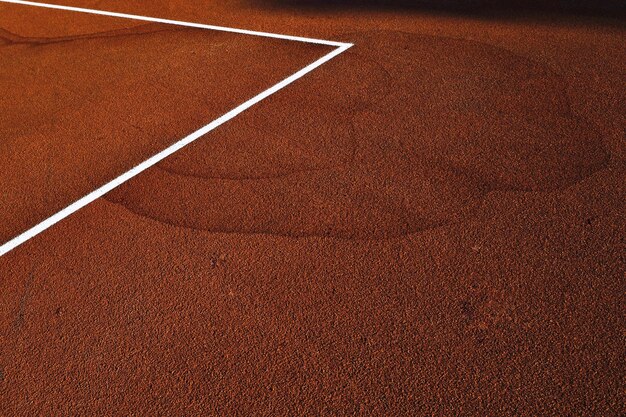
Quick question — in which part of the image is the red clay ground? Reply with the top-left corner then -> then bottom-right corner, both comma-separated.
0,2 -> 333,243
1,0 -> 625,415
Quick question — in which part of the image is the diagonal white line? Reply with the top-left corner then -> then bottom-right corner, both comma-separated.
0,0 -> 352,47
0,1 -> 353,257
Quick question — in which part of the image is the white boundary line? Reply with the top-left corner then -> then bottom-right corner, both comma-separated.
0,0 -> 353,257
0,0 -> 351,47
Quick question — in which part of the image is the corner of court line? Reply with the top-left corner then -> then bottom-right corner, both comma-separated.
0,1 -> 355,259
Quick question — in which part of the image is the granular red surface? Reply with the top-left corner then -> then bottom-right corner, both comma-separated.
1,0 -> 624,415
0,2 -> 332,243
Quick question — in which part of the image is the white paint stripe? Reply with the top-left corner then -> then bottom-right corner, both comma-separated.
0,0 -> 352,47
0,32 -> 352,257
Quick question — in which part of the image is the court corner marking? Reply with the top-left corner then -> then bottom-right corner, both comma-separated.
0,0 -> 353,257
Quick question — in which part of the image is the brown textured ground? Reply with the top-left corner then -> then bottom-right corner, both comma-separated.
1,0 -> 625,415
0,2 -> 332,243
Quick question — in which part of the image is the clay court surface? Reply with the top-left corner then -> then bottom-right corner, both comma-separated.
0,0 -> 624,415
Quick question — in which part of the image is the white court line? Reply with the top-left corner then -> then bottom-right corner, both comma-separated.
0,0 -> 353,257
0,0 -> 351,47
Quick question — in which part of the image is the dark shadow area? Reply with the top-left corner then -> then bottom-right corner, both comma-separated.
257,0 -> 626,19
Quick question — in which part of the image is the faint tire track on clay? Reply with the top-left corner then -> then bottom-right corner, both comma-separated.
107,30 -> 611,240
